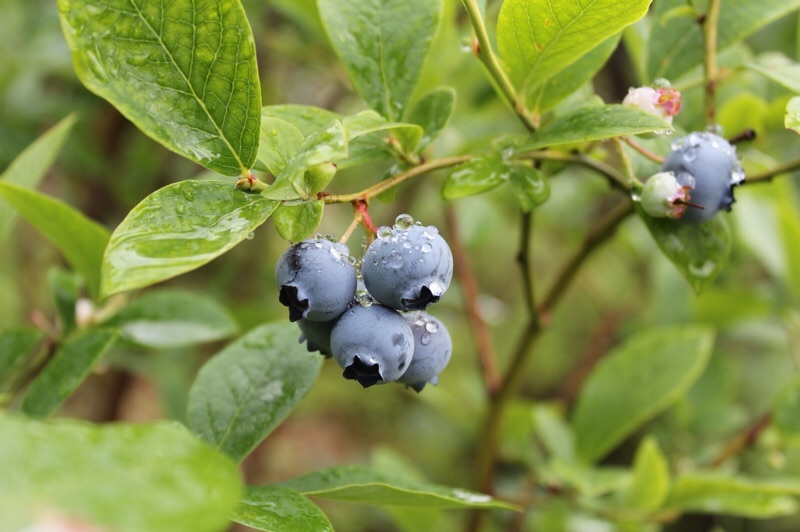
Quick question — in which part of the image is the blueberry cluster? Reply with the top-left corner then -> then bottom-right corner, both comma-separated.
275,215 -> 453,392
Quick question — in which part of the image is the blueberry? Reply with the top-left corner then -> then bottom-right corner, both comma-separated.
362,219 -> 453,311
660,132 -> 745,224
397,311 -> 452,393
297,318 -> 336,357
275,238 -> 357,322
330,304 -> 414,388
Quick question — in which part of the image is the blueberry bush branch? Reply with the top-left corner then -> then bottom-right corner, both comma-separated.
701,0 -> 722,125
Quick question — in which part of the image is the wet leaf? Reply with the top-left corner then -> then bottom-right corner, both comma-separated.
105,290 -> 238,349
0,114 -> 76,241
0,415 -> 241,531
258,117 -> 304,175
19,328 -> 119,417
497,0 -> 649,90
400,86 -> 456,150
281,465 -> 519,510
261,105 -> 340,137
186,322 -> 322,462
273,201 -> 324,242
232,485 -> 333,532
57,0 -> 261,175
442,155 -> 511,199
509,165 -> 550,212
101,180 -> 278,297
571,326 -> 714,462
521,105 -> 672,151
639,206 -> 732,294
0,182 -> 110,299
318,0 -> 442,120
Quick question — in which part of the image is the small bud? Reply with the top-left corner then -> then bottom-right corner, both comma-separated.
623,85 -> 682,125
640,171 -> 694,219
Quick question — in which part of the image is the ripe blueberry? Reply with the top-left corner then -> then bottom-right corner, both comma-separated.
275,238 -> 357,322
660,132 -> 745,224
297,318 -> 336,357
330,304 -> 414,388
397,311 -> 452,393
362,217 -> 453,311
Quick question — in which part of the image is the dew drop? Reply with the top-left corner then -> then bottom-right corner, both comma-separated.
420,333 -> 432,346
403,241 -> 412,249
425,321 -> 439,333
269,129 -> 278,136
394,213 -> 414,229
175,202 -> 186,214
181,187 -> 195,202
377,226 -> 393,239
423,226 -> 439,238
389,252 -> 404,269
421,243 -> 432,253
682,146 -> 697,163
245,232 -> 255,240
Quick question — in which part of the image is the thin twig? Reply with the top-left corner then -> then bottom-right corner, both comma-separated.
519,150 -> 629,192
445,205 -> 501,397
709,413 -> 772,468
744,158 -> 800,184
701,0 -> 722,125
516,211 -> 537,321
623,136 -> 665,164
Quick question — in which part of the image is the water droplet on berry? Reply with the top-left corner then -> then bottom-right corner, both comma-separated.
421,243 -> 432,253
425,321 -> 439,333
389,252 -> 404,269
403,241 -> 412,249
420,333 -> 432,346
731,165 -> 746,185
423,226 -> 439,238
682,146 -> 697,162
394,213 -> 414,228
377,226 -> 393,239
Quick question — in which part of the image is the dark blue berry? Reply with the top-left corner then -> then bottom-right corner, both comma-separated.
297,318 -> 336,357
275,238 -> 356,322
330,304 -> 414,388
397,311 -> 452,393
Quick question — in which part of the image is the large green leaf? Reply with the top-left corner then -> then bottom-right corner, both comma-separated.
19,328 -> 118,417
0,328 -> 43,385
520,105 -> 672,151
318,0 -> 442,120
186,322 -> 323,462
0,182 -> 110,299
281,465 -> 519,510
665,474 -> 800,518
101,180 -> 279,297
638,207 -> 732,294
57,0 -> 261,175
497,0 -> 650,91
401,86 -> 456,150
525,35 -> 620,116
571,326 -> 715,463
646,0 -> 800,82
232,485 -> 334,532
0,415 -> 241,531
105,290 -> 238,349
746,52 -> 800,93
258,117 -> 305,175
261,105 -> 340,137
0,114 -> 76,241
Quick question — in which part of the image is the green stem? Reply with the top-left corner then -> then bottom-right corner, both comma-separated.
702,0 -> 722,125
520,150 -> 629,191
461,0 -> 535,132
322,155 -> 472,204
744,158 -> 800,184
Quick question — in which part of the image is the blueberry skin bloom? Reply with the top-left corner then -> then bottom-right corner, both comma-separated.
275,238 -> 357,322
661,132 -> 744,224
330,304 -> 415,388
362,225 -> 453,311
398,311 -> 452,393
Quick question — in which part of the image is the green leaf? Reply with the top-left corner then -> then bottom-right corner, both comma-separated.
0,328 -> 43,384
442,155 -> 511,200
0,114 -> 77,241
263,120 -> 348,200
638,207 -> 732,294
400,87 -> 456,151
571,326 -> 715,463
646,0 -> 800,82
746,52 -> 800,93
258,117 -> 304,175
525,36 -> 620,116
273,201 -> 325,242
773,378 -> 800,439
186,321 -> 323,462
262,105 -> 341,137
509,165 -> 550,211
0,182 -> 110,299
0,415 -> 241,531
549,460 -> 631,498
19,328 -> 119,417
105,289 -> 238,349
786,97 -> 800,135
624,437 -> 670,511
232,485 -> 334,532
281,465 -> 519,510
101,180 -> 279,297
521,105 -> 672,151
318,0 -> 442,120
57,0 -> 261,175
343,110 -> 423,149
497,0 -> 650,90
665,474 -> 800,518
48,269 -> 81,334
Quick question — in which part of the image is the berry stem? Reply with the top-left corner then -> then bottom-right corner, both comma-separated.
322,155 -> 473,204
613,137 -> 645,189
461,0 -> 536,132
701,0 -> 722,126
623,136 -> 665,164
743,158 -> 800,184
519,150 -> 629,191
